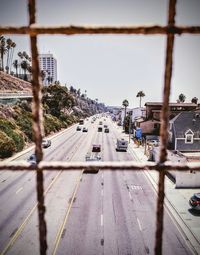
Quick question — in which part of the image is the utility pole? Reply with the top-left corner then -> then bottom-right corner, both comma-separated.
128,113 -> 132,144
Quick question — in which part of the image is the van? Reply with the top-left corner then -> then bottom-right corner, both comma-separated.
116,138 -> 128,152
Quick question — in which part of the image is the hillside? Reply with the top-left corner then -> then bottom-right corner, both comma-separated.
0,71 -> 32,91
0,72 -> 106,158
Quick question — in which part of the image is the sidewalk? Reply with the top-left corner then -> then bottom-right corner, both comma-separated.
127,139 -> 200,254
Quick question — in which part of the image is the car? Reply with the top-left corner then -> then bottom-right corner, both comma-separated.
189,193 -> 200,210
42,139 -> 51,148
27,154 -> 37,165
82,127 -> 88,132
104,128 -> 109,133
98,127 -> 103,132
104,124 -> 108,128
76,126 -> 82,131
147,140 -> 159,146
92,144 -> 101,152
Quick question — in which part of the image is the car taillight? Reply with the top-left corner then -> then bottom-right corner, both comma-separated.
193,200 -> 200,205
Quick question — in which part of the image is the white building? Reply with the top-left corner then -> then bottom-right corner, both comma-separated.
39,53 -> 57,84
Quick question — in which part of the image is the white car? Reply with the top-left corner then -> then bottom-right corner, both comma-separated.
42,139 -> 51,148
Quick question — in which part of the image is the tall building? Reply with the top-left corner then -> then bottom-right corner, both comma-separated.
39,53 -> 57,84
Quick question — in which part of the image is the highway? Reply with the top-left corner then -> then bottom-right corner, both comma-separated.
0,116 -> 193,255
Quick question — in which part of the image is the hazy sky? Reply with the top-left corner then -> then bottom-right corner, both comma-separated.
0,0 -> 200,107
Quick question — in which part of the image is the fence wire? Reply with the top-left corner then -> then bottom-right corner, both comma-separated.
0,0 -> 200,254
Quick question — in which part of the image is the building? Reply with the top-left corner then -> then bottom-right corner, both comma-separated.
39,53 -> 57,84
169,112 -> 200,151
133,102 -> 198,136
145,102 -> 197,121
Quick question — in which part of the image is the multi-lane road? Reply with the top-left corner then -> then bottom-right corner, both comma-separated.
0,117 -> 194,254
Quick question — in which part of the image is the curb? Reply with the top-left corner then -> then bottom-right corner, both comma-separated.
128,144 -> 200,254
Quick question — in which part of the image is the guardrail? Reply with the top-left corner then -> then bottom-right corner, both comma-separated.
0,91 -> 32,98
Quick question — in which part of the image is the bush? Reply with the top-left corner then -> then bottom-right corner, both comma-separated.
16,112 -> 33,141
0,131 -> 16,158
0,118 -> 25,152
44,114 -> 63,135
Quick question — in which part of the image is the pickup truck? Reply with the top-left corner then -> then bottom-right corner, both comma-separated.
85,144 -> 102,173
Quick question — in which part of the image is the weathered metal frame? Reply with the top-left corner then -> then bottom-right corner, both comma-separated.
0,0 -> 200,254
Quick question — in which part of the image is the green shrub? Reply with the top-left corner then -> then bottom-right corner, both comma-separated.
0,118 -> 25,152
44,114 -> 62,135
16,112 -> 33,140
0,131 -> 16,158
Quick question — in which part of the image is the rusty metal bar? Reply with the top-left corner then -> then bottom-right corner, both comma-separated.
0,161 -> 200,171
0,25 -> 200,35
28,0 -> 47,254
155,0 -> 176,254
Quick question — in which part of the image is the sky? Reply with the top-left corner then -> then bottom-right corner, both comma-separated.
0,0 -> 200,107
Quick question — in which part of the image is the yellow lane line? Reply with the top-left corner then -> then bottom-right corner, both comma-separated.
52,170 -> 83,255
0,170 -> 62,255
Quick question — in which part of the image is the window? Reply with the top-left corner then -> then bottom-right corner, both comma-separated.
185,129 -> 194,143
185,134 -> 193,143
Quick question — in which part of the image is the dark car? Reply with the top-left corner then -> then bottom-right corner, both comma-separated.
92,144 -> 101,152
189,193 -> 200,210
76,126 -> 81,131
42,139 -> 51,148
82,127 -> 88,132
98,127 -> 103,132
27,154 -> 37,165
104,128 -> 109,133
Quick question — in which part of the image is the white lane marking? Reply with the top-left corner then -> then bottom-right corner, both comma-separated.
128,191 -> 132,201
101,173 -> 104,179
101,214 -> 104,226
137,217 -> 142,231
16,187 -> 23,194
101,189 -> 104,196
131,185 -> 142,190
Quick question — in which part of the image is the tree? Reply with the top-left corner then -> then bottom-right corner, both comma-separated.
178,93 -> 186,103
6,38 -> 13,73
40,70 -> 46,84
191,97 -> 198,104
21,60 -> 28,80
136,90 -> 145,108
9,41 -> 16,73
13,59 -> 19,77
0,36 -> 7,71
122,99 -> 129,130
17,51 -> 23,77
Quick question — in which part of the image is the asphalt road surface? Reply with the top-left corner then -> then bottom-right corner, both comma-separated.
0,116 -> 193,255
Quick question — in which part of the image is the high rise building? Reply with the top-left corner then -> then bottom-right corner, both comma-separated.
39,53 -> 57,84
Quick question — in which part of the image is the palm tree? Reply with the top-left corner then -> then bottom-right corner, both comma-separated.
18,51 -> 23,77
122,99 -> 129,130
40,70 -> 46,84
178,93 -> 186,103
13,59 -> 19,77
9,41 -> 16,73
21,60 -> 28,80
6,38 -> 13,73
136,91 -> 145,108
0,36 -> 7,71
191,97 -> 198,104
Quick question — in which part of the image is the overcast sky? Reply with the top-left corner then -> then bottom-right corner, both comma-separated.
0,0 -> 200,107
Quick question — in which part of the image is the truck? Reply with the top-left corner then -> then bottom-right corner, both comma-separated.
116,138 -> 128,152
85,144 -> 102,173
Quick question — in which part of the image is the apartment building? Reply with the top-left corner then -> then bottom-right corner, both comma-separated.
39,53 -> 57,84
